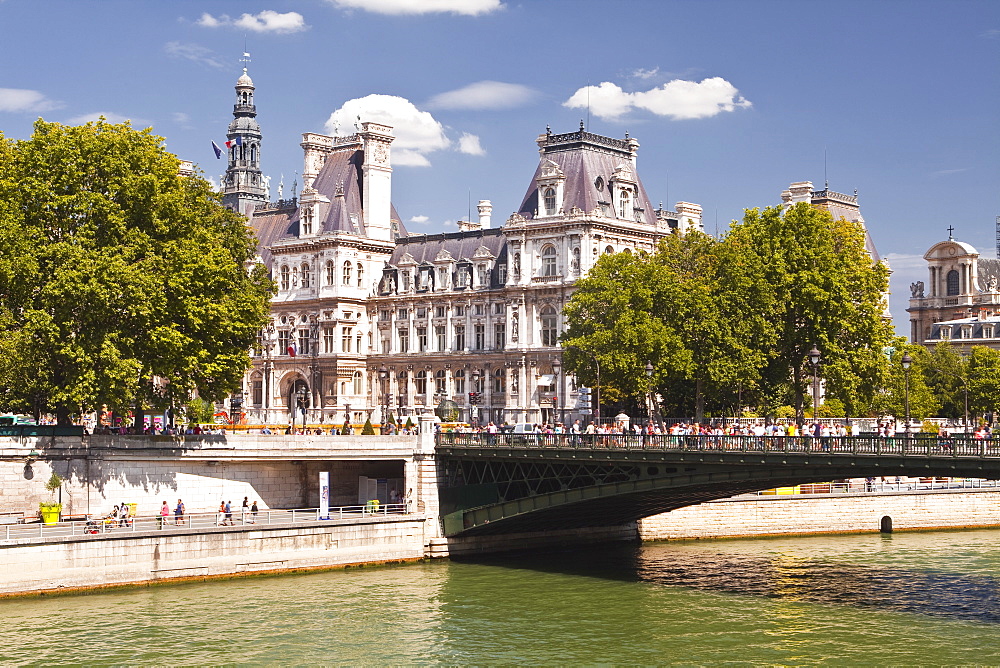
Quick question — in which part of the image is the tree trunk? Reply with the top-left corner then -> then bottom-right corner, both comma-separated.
695,377 -> 705,422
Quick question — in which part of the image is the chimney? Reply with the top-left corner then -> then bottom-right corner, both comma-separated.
477,199 -> 493,228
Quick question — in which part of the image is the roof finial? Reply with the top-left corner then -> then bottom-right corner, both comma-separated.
546,124 -> 551,136
240,48 -> 251,73
625,130 -> 629,139
579,119 -> 585,132
948,225 -> 955,241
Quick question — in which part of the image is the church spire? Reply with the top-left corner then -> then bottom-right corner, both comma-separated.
221,57 -> 266,217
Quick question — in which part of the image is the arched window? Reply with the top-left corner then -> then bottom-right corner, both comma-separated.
280,265 -> 290,291
493,368 -> 506,394
301,263 -> 311,288
543,187 -> 556,216
435,370 -> 446,394
618,188 -> 631,218
605,245 -> 615,255
541,306 -> 558,346
326,260 -> 335,286
947,269 -> 960,296
357,263 -> 364,287
541,245 -> 557,277
352,371 -> 363,396
343,261 -> 352,285
454,369 -> 466,394
415,370 -> 428,395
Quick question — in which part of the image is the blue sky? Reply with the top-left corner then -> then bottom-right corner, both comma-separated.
1,0 -> 998,335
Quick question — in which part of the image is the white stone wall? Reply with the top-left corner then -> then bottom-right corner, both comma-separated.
0,517 -> 427,595
638,490 -> 1000,540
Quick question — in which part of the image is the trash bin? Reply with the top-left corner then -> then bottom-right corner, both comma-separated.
365,499 -> 380,513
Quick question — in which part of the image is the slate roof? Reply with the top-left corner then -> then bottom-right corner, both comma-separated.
389,227 -> 507,265
250,206 -> 297,268
517,131 -> 656,223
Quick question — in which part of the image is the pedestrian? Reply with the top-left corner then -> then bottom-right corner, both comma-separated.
225,500 -> 233,525
251,500 -> 258,523
174,498 -> 185,525
218,501 -> 226,525
118,502 -> 129,528
242,496 -> 249,522
159,500 -> 169,529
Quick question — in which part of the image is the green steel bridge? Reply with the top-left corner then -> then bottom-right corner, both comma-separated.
434,433 -> 1000,537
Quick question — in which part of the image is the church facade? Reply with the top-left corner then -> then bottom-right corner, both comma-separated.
221,69 -> 704,427
906,233 -> 1000,353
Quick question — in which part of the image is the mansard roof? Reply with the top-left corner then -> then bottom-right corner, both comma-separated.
388,228 -> 507,266
517,128 -> 656,221
249,205 -> 297,267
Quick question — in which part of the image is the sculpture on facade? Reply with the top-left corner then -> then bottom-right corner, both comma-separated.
910,281 -> 924,298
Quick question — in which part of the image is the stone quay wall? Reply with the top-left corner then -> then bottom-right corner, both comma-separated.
0,516 -> 428,596
638,489 -> 1000,540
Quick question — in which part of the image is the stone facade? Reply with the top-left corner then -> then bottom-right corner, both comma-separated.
907,236 -> 1000,351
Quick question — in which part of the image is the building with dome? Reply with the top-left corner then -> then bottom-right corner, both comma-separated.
907,232 -> 1000,352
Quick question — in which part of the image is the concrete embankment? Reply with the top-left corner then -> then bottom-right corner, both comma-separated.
0,516 -> 428,597
639,488 -> 1000,540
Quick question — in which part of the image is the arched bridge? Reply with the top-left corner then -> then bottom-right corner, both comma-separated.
434,433 -> 1000,537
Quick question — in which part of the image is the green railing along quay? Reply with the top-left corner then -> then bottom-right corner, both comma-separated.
434,433 -> 1000,536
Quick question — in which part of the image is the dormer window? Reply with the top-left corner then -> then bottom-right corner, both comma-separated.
401,271 -> 411,291
618,188 -> 632,219
543,188 -> 556,216
301,208 -> 314,235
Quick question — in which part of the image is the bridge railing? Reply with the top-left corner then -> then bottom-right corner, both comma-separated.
435,433 -> 1000,458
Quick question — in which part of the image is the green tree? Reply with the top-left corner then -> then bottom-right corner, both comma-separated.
967,345 -> 1000,419
925,342 -> 968,420
0,119 -> 272,423
876,344 -> 938,420
724,204 -> 893,420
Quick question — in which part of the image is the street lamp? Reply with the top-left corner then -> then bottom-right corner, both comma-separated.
263,321 -> 275,424
552,358 -> 563,426
379,364 -> 389,432
295,384 -> 308,434
471,369 -> 481,427
344,403 -> 352,435
901,352 -> 912,439
645,361 -> 655,429
808,346 -> 821,424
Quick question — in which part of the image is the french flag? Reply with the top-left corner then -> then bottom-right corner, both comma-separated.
225,136 -> 243,149
287,342 -> 297,357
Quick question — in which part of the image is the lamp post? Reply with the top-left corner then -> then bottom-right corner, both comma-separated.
230,391 -> 243,426
309,317 -> 320,426
471,369 -> 481,428
295,384 -> 308,434
344,403 -> 352,435
263,321 -> 275,424
901,352 -> 912,439
808,346 -> 821,424
645,360 -> 655,430
379,364 -> 389,432
552,358 -> 563,426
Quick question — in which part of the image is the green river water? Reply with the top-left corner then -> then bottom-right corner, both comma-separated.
3,529 -> 1000,665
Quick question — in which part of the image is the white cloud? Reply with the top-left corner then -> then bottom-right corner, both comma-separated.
329,0 -> 501,15
932,168 -> 968,176
457,132 -> 485,156
426,80 -> 536,110
164,41 -> 227,69
563,82 -> 633,120
409,215 -> 430,224
0,87 -> 62,113
632,67 -> 660,80
564,77 -> 752,121
65,112 -> 146,126
198,10 -> 309,33
325,94 -> 450,167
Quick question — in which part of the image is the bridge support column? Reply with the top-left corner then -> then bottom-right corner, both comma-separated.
412,415 -> 448,557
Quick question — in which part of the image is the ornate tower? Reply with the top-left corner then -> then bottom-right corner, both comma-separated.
221,66 -> 266,216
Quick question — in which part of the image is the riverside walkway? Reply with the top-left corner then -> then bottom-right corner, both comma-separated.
2,504 -> 409,542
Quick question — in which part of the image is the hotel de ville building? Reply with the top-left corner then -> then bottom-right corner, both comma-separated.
219,66 -> 706,427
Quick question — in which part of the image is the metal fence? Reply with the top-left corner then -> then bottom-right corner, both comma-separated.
435,433 -> 1000,458
746,479 -> 1000,496
2,504 -> 410,542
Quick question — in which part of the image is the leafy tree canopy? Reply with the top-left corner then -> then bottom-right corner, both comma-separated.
0,119 -> 273,423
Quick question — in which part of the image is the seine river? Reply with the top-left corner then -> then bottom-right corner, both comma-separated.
3,530 -> 1000,665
